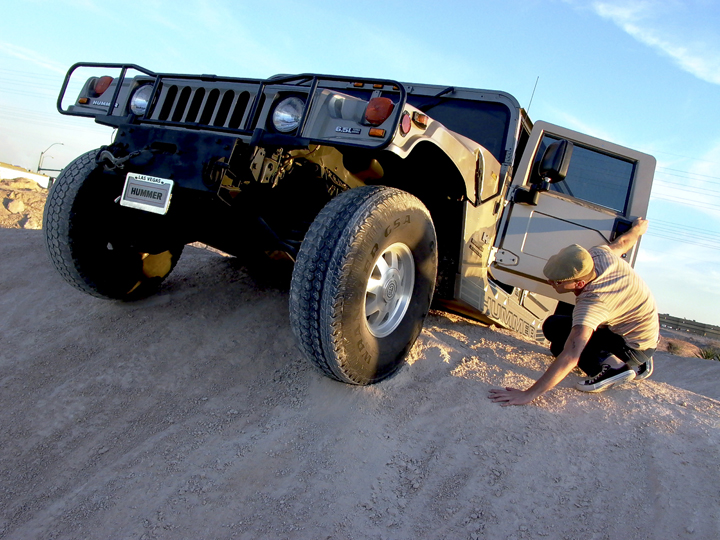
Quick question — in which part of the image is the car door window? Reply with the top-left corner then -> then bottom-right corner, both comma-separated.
536,135 -> 636,214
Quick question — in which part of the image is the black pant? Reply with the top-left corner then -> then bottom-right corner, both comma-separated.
542,315 -> 651,377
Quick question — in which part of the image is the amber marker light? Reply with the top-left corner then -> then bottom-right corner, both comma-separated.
412,112 -> 429,129
369,128 -> 386,137
353,82 -> 365,88
364,97 -> 395,126
78,98 -> 89,104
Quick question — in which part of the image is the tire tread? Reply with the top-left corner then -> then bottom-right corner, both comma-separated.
290,186 -> 434,384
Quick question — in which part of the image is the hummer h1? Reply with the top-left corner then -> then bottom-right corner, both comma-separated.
44,63 -> 655,385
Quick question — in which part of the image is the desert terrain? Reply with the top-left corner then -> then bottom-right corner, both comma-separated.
1,178 -> 719,539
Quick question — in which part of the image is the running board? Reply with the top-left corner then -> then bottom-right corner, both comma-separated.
456,273 -> 552,344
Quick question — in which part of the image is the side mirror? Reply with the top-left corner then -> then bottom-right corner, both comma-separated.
513,139 -> 574,206
538,139 -> 573,184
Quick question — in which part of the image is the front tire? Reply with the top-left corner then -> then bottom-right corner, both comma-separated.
289,186 -> 437,385
43,149 -> 183,300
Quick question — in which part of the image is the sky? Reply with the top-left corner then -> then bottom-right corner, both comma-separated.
1,0 -> 719,326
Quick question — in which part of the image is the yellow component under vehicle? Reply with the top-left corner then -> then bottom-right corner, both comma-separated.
141,251 -> 173,278
126,250 -> 173,294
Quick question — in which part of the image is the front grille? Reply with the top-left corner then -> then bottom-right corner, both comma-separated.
150,80 -> 260,130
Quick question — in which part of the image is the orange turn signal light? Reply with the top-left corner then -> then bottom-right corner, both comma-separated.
78,97 -> 89,104
369,128 -> 386,138
412,112 -> 429,129
364,97 -> 394,126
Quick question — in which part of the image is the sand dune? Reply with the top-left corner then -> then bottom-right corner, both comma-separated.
1,228 -> 719,539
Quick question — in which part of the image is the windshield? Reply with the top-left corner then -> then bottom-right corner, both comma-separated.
406,96 -> 511,163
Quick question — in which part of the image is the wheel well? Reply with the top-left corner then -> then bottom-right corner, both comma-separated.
373,141 -> 467,299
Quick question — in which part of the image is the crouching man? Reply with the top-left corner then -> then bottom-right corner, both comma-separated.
489,218 -> 658,406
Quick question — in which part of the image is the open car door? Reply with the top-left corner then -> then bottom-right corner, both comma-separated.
491,121 -> 655,303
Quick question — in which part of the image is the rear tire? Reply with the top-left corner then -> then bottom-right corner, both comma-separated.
43,149 -> 183,300
289,186 -> 437,385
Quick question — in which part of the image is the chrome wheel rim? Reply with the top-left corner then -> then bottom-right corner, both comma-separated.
364,242 -> 415,338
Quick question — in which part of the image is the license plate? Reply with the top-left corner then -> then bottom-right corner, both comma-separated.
120,173 -> 174,215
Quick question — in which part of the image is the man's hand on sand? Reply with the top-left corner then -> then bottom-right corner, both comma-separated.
488,387 -> 534,406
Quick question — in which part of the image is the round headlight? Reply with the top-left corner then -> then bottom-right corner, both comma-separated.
130,85 -> 153,116
272,97 -> 305,133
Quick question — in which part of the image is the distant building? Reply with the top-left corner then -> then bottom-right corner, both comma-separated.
659,314 -> 720,339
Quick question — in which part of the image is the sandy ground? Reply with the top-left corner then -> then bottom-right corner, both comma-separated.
1,226 -> 719,540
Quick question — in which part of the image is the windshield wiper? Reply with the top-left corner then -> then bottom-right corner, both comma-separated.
419,86 -> 456,113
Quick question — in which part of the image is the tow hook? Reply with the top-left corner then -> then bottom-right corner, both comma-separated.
96,148 -> 141,171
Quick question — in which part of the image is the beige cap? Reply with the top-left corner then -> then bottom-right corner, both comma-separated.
543,244 -> 594,282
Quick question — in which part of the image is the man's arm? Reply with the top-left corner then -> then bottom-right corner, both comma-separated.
606,217 -> 648,256
488,325 -> 593,406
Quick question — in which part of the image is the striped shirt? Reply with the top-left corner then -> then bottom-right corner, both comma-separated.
572,245 -> 659,350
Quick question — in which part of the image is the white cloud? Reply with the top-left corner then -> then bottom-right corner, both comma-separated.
0,42 -> 66,74
541,105 -> 618,144
591,1 -> 720,85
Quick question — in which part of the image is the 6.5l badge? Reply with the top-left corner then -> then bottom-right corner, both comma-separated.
335,126 -> 362,135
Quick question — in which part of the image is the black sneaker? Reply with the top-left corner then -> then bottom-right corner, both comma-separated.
576,364 -> 636,393
635,357 -> 653,381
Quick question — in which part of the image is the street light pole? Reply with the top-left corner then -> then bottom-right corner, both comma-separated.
38,142 -> 64,173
